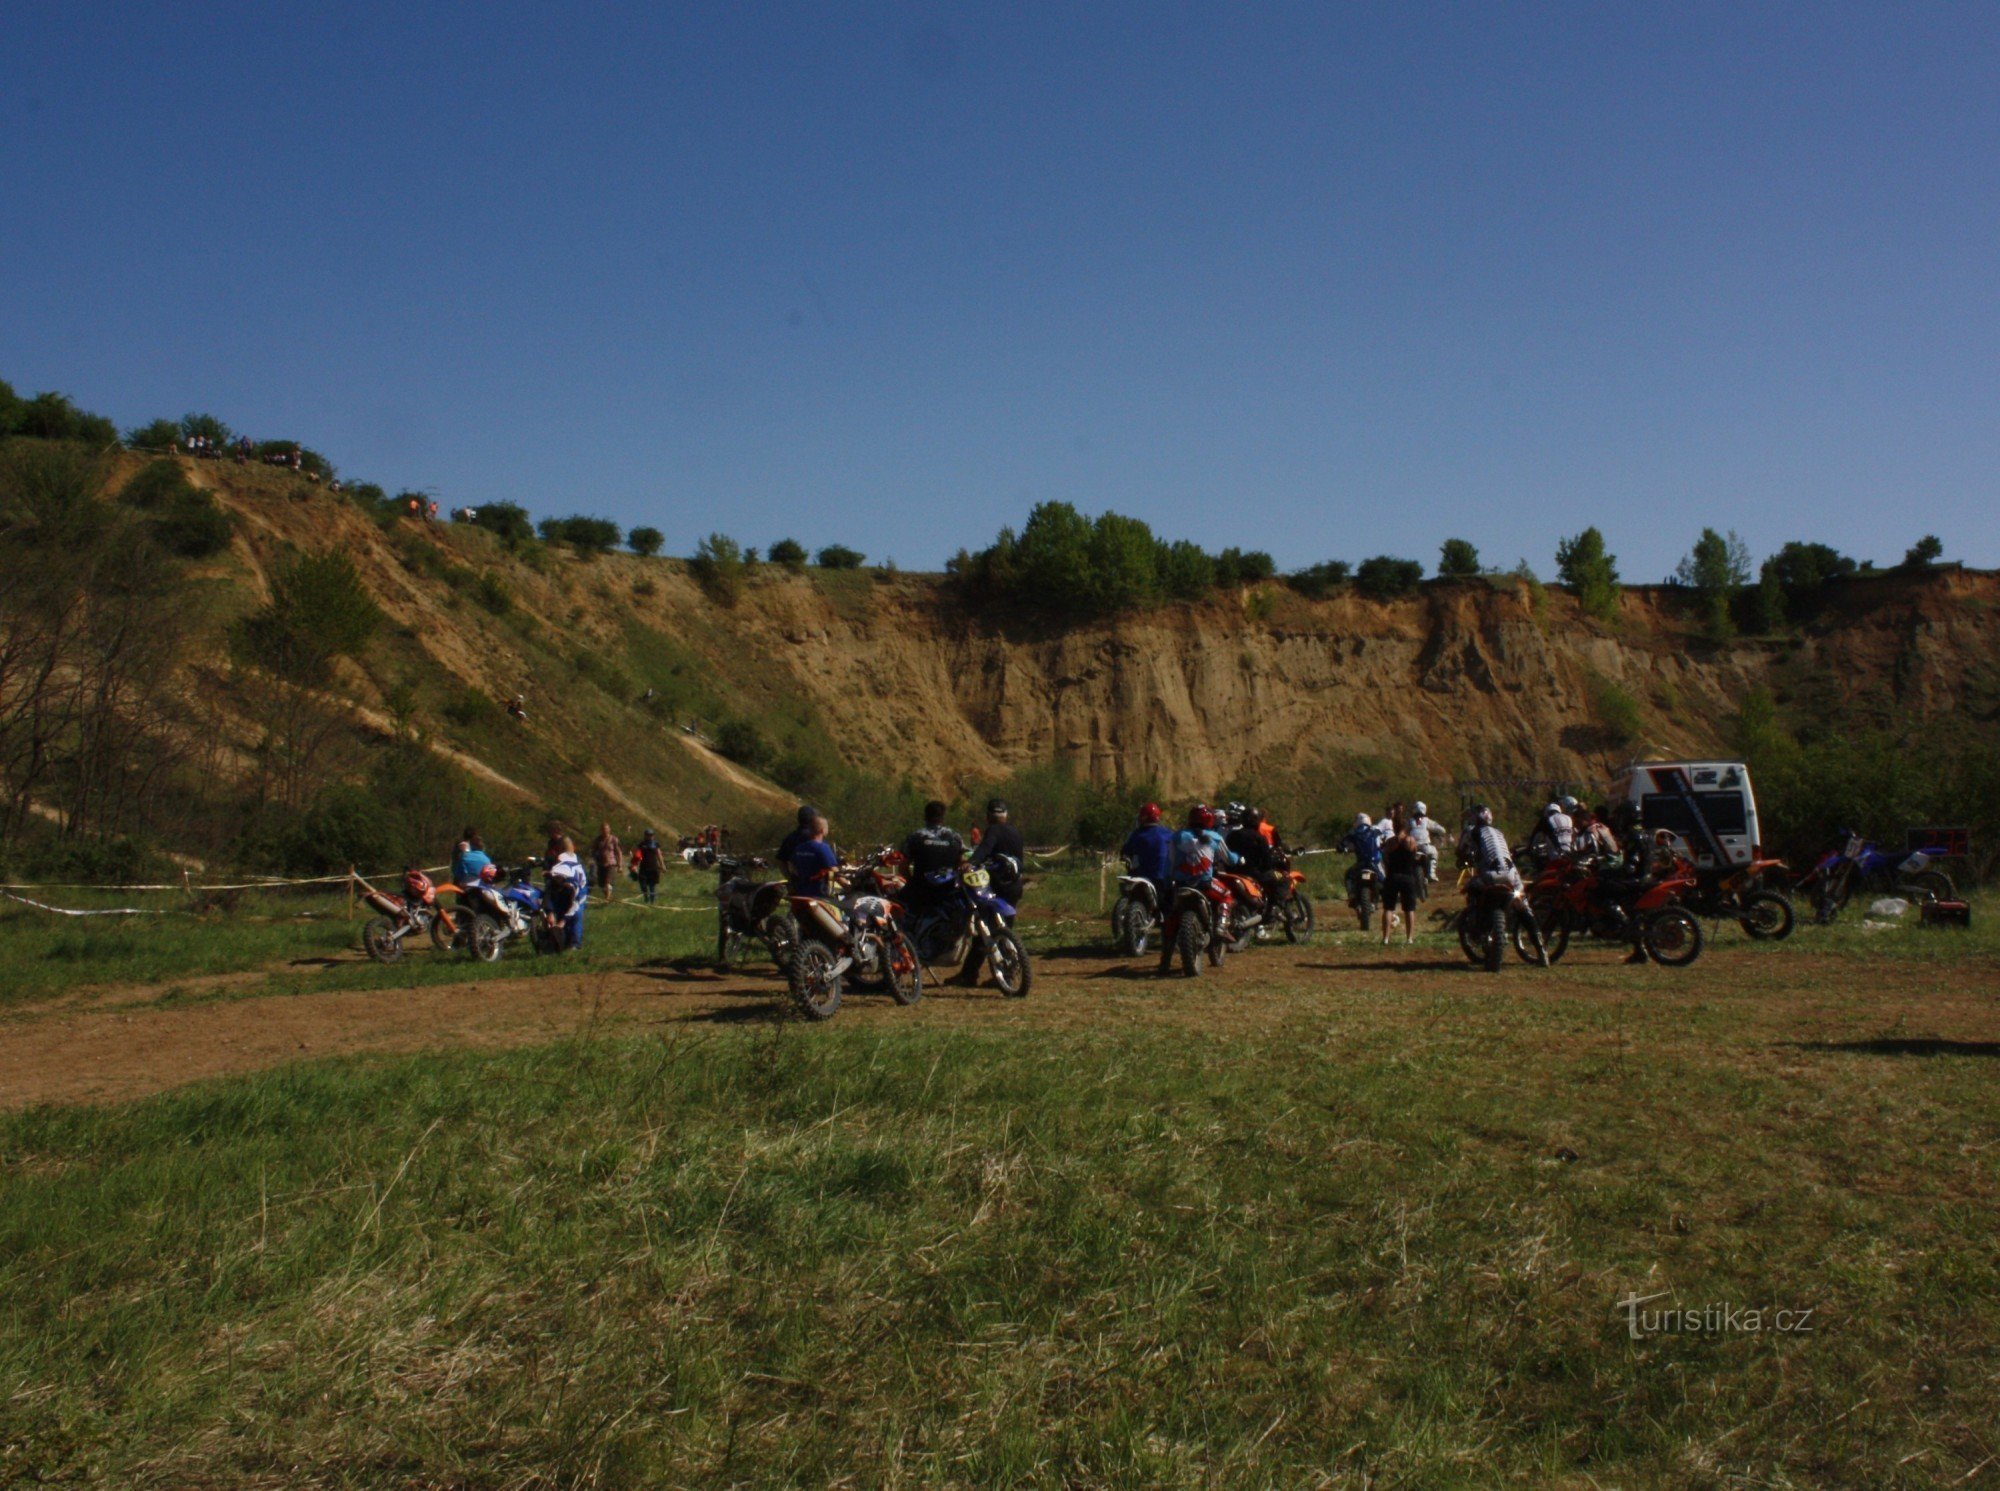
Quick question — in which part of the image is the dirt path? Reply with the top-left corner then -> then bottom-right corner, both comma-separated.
2,942 -> 1994,1111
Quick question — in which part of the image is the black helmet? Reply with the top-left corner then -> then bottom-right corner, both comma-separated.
986,798 -> 1009,818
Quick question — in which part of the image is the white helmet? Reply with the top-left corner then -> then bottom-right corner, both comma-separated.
1560,795 -> 1579,812
1412,801 -> 1427,817
1546,801 -> 1563,817
1354,812 -> 1371,829
1477,806 -> 1495,826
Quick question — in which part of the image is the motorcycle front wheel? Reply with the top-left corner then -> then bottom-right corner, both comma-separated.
789,941 -> 843,1021
1176,913 -> 1203,977
882,933 -> 923,1006
1534,905 -> 1570,965
987,929 -> 1032,998
1484,906 -> 1506,973
1456,908 -> 1483,965
1643,908 -> 1703,967
471,914 -> 507,964
361,916 -> 403,964
1283,892 -> 1315,943
429,911 -> 460,954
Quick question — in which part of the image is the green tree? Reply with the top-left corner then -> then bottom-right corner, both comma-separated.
1286,560 -> 1351,598
1437,538 -> 1481,579
768,537 -> 808,570
1214,548 -> 1276,587
1758,541 -> 1855,624
538,515 -> 622,552
179,412 -> 233,446
1901,534 -> 1944,569
1086,512 -> 1161,612
627,526 -> 664,557
1354,555 -> 1424,599
815,543 -> 866,569
1157,539 -> 1216,600
124,418 -> 184,450
690,533 -> 747,603
0,379 -> 19,436
1674,527 -> 1750,640
468,501 -> 535,545
1013,501 -> 1093,605
1555,527 -> 1621,621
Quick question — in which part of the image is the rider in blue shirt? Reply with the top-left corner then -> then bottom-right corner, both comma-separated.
787,815 -> 839,898
1121,802 -> 1176,903
451,829 -> 492,888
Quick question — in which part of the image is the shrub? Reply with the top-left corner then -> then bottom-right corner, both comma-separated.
124,418 -> 184,450
690,533 -> 747,604
467,501 -> 535,545
1158,540 -> 1216,600
815,543 -> 866,570
1555,528 -> 1620,622
118,460 -> 195,510
1758,541 -> 1855,623
1438,538 -> 1481,579
151,489 -> 234,557
14,390 -> 119,445
474,572 -> 512,616
1588,673 -> 1643,747
1354,555 -> 1424,599
235,550 -> 383,684
1287,560 -> 1351,598
769,537 -> 808,570
1214,548 -> 1276,587
538,514 -> 622,552
1512,560 -> 1549,629
713,718 -> 773,772
0,379 -> 19,437
443,690 -> 498,729
181,413 -> 234,447
628,526 -> 664,557
1901,534 -> 1944,570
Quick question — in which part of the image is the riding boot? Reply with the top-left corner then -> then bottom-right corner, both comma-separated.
1624,943 -> 1649,965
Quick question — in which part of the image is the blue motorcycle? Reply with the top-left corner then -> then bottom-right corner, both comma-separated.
1797,831 -> 1955,923
461,864 -> 569,960
901,861 -> 1033,997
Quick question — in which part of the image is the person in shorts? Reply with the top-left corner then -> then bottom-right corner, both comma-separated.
1380,806 -> 1423,947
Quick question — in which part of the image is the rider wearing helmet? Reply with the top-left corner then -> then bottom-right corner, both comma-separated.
1528,799 -> 1575,861
1122,802 -> 1176,910
1161,805 -> 1234,976
1225,805 -> 1284,907
966,797 -> 1026,909
1407,800 -> 1443,888
1340,810 -> 1384,904
1460,804 -> 1516,883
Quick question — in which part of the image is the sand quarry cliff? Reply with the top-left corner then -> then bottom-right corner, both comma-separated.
161,456 -> 2000,828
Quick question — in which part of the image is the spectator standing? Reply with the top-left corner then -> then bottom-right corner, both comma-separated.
590,823 -> 624,901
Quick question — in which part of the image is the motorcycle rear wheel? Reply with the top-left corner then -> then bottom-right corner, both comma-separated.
1899,869 -> 1955,905
789,941 -> 843,1021
471,915 -> 507,964
1356,889 -> 1375,932
1176,913 -> 1203,977
1283,892 -> 1315,943
882,933 -> 923,1006
762,914 -> 797,968
1534,905 -> 1570,965
1484,907 -> 1506,973
1739,890 -> 1794,941
1456,909 -> 1483,965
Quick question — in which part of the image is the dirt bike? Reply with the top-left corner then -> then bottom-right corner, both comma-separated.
1161,882 -> 1232,977
1796,833 -> 1955,923
1527,856 -> 1704,967
714,855 -> 796,968
459,865 -> 568,962
1270,851 -> 1315,941
1111,862 -> 1162,954
358,869 -> 457,963
1684,857 -> 1796,941
900,860 -> 1033,997
785,872 -> 922,1021
1455,868 -> 1548,973
1346,862 -> 1382,931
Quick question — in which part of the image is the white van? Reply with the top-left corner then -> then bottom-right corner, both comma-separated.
1609,761 -> 1762,869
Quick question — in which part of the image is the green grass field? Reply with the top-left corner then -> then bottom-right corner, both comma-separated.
1,871 -> 1994,1486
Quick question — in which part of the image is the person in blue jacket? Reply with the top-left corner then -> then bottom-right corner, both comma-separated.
1121,801 -> 1176,911
451,828 -> 492,889
786,812 -> 839,900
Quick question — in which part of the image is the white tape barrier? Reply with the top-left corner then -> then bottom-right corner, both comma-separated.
1,865 -> 453,894
2,891 -> 181,917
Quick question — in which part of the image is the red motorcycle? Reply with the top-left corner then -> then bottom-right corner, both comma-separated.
1528,854 -> 1704,966
1160,878 -> 1235,976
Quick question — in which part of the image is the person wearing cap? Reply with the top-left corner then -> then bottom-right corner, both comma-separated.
777,803 -> 819,870
967,797 -> 1026,910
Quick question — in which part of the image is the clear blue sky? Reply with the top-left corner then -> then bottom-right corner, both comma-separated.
4,2 -> 1996,578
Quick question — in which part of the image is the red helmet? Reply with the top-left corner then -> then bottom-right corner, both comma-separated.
1189,804 -> 1215,831
1139,802 -> 1162,825
478,863 -> 500,883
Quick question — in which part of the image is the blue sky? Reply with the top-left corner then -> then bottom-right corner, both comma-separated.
4,2 -> 1996,577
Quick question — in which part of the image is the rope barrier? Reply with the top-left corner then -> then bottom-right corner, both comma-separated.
2,891 -> 183,918
0,864 -> 451,894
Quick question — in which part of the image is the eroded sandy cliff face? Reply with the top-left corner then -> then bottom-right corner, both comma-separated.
183,458 -> 1997,813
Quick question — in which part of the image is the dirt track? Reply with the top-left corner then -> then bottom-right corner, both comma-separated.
2,939 -> 1994,1110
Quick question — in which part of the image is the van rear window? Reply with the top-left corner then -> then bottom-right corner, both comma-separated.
1641,792 -> 1748,838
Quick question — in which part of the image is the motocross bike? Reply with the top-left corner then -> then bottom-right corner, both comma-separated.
1346,862 -> 1382,931
359,869 -> 457,964
1111,860 -> 1163,955
1527,856 -> 1704,967
1796,833 -> 1955,924
460,865 -> 568,962
1161,883 -> 1232,977
1684,857 -> 1796,941
785,875 -> 922,1021
714,855 -> 797,968
1456,868 -> 1548,973
1270,852 -> 1316,941
901,861 -> 1033,997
